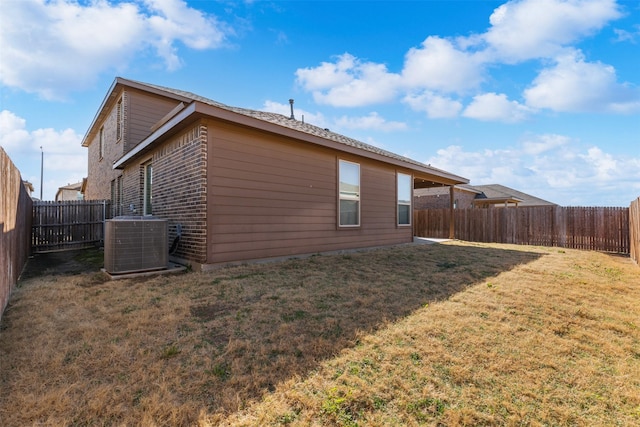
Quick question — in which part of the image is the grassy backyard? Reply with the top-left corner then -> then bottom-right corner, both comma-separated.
0,241 -> 639,426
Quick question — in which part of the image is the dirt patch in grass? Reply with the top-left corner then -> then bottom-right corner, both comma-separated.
1,241 -> 639,426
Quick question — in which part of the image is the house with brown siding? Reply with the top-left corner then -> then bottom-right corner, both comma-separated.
82,77 -> 468,268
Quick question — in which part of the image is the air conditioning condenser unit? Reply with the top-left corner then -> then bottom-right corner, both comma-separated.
104,217 -> 168,274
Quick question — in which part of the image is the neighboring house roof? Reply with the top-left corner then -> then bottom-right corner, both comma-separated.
55,182 -> 83,201
472,184 -> 556,207
22,180 -> 34,195
414,183 -> 557,207
414,185 -> 482,197
84,77 -> 468,187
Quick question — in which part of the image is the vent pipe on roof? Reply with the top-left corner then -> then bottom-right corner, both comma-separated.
289,99 -> 295,120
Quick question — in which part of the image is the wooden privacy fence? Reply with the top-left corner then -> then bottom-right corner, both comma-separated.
1,147 -> 33,319
414,206 -> 630,254
631,197 -> 640,264
32,200 -> 111,253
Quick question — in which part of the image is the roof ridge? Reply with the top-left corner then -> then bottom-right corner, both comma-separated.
117,77 -> 464,179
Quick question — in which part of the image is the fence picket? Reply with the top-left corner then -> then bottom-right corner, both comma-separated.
414,206 -> 632,254
32,200 -> 111,252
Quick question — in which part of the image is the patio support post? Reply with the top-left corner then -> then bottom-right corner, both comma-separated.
449,185 -> 455,239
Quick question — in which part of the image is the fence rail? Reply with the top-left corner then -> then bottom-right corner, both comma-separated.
631,197 -> 640,264
32,200 -> 110,252
415,206 -> 630,254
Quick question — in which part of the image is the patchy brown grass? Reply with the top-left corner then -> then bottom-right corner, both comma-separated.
1,241 -> 639,426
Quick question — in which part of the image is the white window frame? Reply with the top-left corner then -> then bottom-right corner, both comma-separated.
143,161 -> 153,216
338,159 -> 360,227
397,172 -> 412,226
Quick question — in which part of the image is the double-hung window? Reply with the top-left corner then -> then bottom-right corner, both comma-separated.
397,172 -> 412,226
339,160 -> 360,227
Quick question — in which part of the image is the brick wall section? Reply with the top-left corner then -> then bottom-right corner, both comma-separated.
120,123 -> 208,264
414,189 -> 477,209
1,148 -> 33,321
84,90 -> 126,200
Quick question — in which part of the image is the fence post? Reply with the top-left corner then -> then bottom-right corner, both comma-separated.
449,186 -> 455,239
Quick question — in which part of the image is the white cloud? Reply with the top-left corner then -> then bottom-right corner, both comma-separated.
483,0 -> 622,62
0,110 -> 85,200
295,53 -> 358,91
613,25 -> 640,43
296,54 -> 401,107
402,36 -> 484,93
294,0 -> 634,119
0,110 -> 30,150
403,91 -> 463,119
521,133 -> 570,155
0,0 -> 231,99
143,0 -> 229,70
580,146 -> 618,180
426,135 -> 640,206
524,51 -> 640,113
335,112 -> 407,132
462,92 -> 532,122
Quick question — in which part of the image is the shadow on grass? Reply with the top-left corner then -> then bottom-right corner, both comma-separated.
2,242 -> 545,424
18,246 -> 104,282
185,242 -> 544,417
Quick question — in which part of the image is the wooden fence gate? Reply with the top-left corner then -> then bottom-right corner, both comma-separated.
32,200 -> 111,253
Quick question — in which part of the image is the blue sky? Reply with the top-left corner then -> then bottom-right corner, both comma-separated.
1,0 -> 638,205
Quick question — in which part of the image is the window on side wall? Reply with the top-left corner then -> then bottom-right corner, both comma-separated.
99,126 -> 104,160
117,175 -> 123,216
110,179 -> 116,216
143,161 -> 153,216
339,160 -> 360,227
397,172 -> 412,226
116,97 -> 123,142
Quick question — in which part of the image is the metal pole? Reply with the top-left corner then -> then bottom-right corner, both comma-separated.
40,146 -> 43,200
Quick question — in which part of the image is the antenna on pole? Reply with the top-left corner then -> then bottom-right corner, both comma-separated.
289,99 -> 295,120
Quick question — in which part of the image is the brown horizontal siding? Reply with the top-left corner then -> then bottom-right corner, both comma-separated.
213,170 -> 333,194
210,190 -> 336,210
206,120 -> 411,264
210,232 -> 407,264
211,144 -> 335,180
126,90 -> 181,152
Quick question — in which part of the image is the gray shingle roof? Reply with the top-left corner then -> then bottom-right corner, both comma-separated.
471,184 -> 556,206
126,78 -> 459,177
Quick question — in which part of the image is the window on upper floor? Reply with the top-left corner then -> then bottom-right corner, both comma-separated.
116,96 -> 123,142
397,172 -> 412,226
339,159 -> 360,227
99,126 -> 104,160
